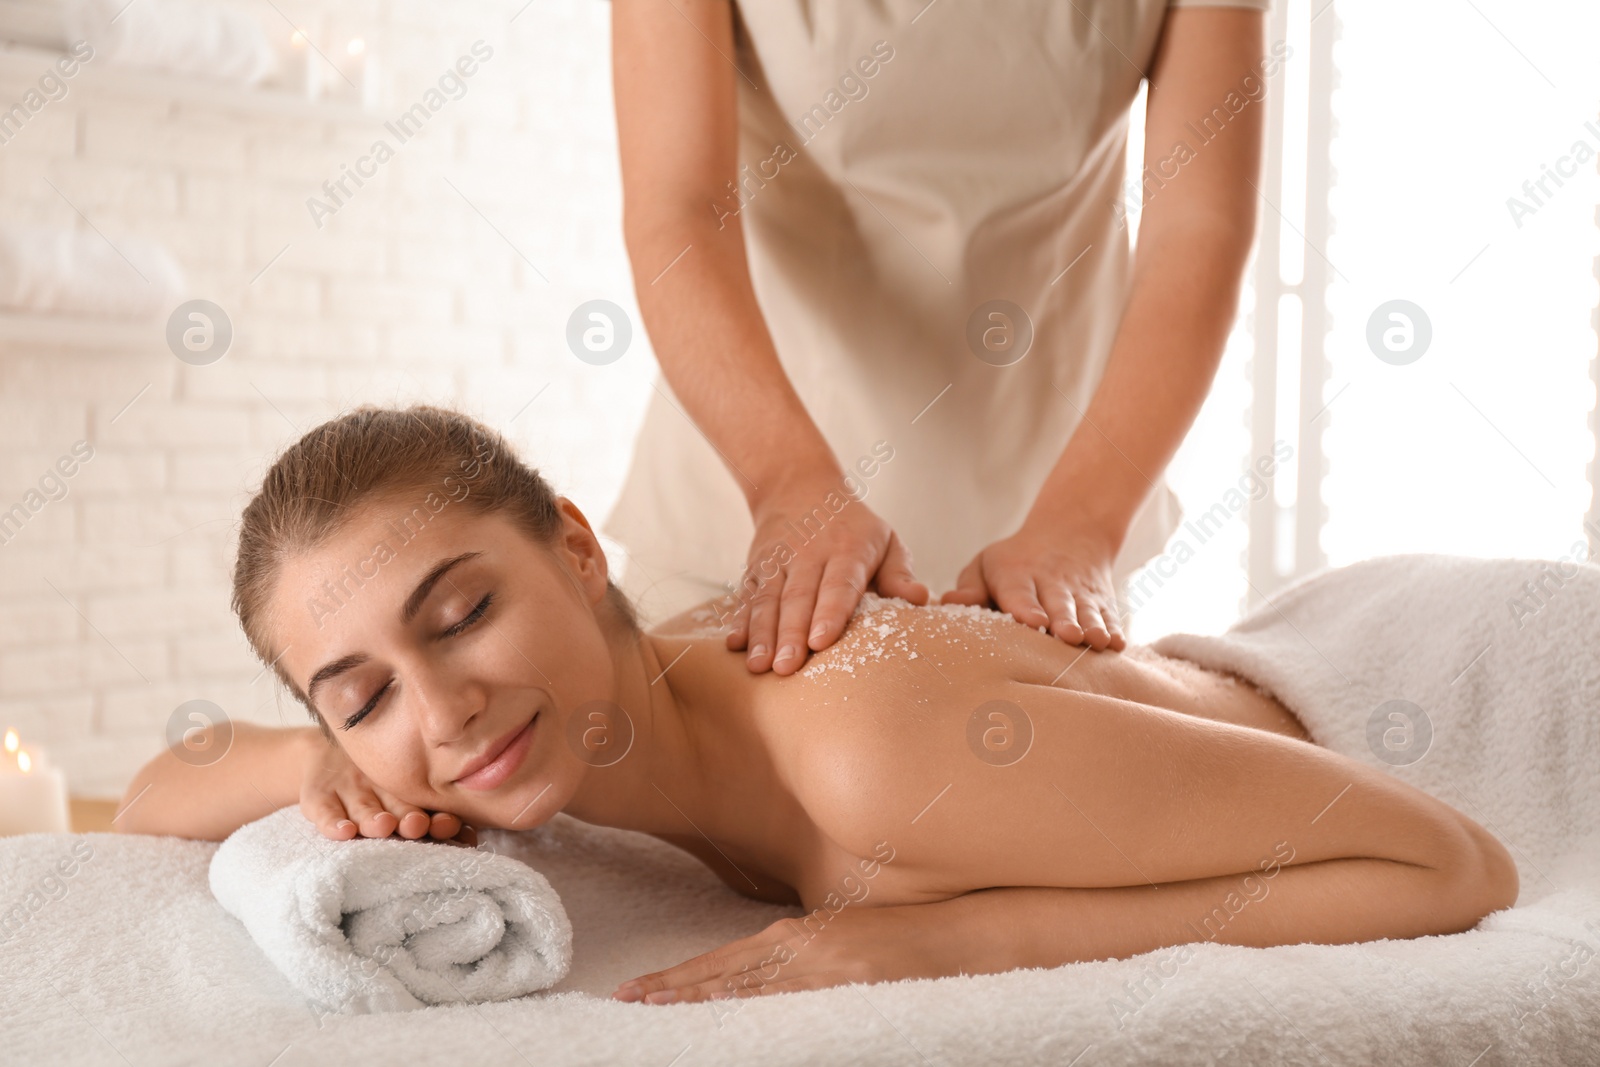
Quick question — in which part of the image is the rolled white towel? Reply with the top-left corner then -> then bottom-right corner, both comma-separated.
62,0 -> 276,85
0,222 -> 186,319
209,805 -> 571,1015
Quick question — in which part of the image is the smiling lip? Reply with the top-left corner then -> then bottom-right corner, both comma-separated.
454,713 -> 538,792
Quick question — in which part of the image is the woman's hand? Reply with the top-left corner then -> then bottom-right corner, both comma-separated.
612,905 -> 952,1004
729,480 -> 929,675
300,736 -> 476,847
942,517 -> 1127,651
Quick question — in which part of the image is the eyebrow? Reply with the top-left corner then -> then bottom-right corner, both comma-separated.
305,652 -> 368,706
402,551 -> 482,624
304,551 -> 483,704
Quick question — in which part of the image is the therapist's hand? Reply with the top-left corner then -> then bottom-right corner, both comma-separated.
942,518 -> 1126,652
728,481 -> 929,675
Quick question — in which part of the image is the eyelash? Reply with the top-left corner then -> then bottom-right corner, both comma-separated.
339,593 -> 495,731
441,592 -> 495,638
341,679 -> 391,732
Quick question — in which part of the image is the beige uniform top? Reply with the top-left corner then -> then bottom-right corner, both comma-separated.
603,0 -> 1271,626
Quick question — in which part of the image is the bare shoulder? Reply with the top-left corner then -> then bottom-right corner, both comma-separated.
757,596 -> 1042,854
754,596 -> 1262,862
647,598 -> 733,639
783,591 -> 1168,722
790,592 -> 1048,683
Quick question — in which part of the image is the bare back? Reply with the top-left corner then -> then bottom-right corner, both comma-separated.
637,595 -> 1366,908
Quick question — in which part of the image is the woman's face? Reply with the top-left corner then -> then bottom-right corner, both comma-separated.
266,493 -> 618,830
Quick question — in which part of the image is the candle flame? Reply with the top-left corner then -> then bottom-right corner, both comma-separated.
3,728 -> 16,754
17,749 -> 31,774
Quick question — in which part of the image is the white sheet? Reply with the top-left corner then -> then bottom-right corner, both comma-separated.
1151,552 -> 1600,897
4,552 -> 1598,1065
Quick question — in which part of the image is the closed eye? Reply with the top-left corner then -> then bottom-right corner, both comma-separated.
341,678 -> 392,731
340,593 -> 496,730
441,592 -> 494,639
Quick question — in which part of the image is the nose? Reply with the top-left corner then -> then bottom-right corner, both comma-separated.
406,655 -> 488,749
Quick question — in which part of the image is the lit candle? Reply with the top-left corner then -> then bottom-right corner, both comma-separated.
0,727 -> 71,836
348,37 -> 381,110
285,28 -> 314,99
283,14 -> 327,101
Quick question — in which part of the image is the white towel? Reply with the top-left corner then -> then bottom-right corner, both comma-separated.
0,222 -> 186,319
208,805 -> 572,1015
1150,551 -> 1600,898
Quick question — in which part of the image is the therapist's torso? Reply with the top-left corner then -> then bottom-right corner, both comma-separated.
604,0 -> 1193,623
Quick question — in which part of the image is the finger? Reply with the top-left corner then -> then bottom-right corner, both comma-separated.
722,589 -> 752,652
372,788 -> 432,840
1100,598 -> 1127,652
939,557 -> 989,606
643,970 -> 844,1004
743,568 -> 786,673
372,786 -> 431,839
616,952 -> 742,1002
302,790 -> 359,840
341,789 -> 399,838
989,573 -> 1050,630
615,931 -> 780,1001
871,531 -> 930,606
1039,584 -> 1085,644
1076,598 -> 1113,652
427,811 -> 463,840
1036,585 -> 1088,643
398,811 -> 431,839
808,556 -> 867,653
772,562 -> 825,675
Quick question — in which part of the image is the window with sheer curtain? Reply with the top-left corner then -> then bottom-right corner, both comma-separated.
1124,0 -> 1600,644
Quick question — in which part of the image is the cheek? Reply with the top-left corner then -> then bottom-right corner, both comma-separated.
341,736 -> 436,807
490,600 -> 612,703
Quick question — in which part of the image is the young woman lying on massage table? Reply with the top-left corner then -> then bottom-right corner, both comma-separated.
118,406 -> 1518,1005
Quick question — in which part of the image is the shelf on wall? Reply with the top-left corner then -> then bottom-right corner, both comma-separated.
0,310 -> 166,351
0,41 -> 378,125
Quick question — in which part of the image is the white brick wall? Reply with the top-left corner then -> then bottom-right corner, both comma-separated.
0,0 -> 653,796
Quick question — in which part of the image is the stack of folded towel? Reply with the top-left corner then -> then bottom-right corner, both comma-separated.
0,223 -> 186,319
209,805 -> 572,1015
0,0 -> 277,84
62,0 -> 277,85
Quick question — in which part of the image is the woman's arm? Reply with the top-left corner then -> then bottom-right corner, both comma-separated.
116,722 -> 476,844
792,670 -> 1513,913
114,722 -> 316,841
615,817 -> 1519,1003
941,818 -> 1518,973
612,1 -> 929,672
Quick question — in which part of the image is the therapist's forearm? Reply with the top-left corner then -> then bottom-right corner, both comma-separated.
1029,223 -> 1253,543
624,215 -> 842,511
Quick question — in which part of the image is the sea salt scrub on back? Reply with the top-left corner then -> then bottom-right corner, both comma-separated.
795,592 -> 1022,682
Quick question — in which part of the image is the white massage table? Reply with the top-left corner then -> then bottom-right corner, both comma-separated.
5,554 -> 1598,1065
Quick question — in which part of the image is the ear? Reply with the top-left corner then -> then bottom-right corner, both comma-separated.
552,497 -> 610,603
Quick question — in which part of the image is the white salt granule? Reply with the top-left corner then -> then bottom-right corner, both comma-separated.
674,602 -> 737,640
795,591 -> 1011,682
